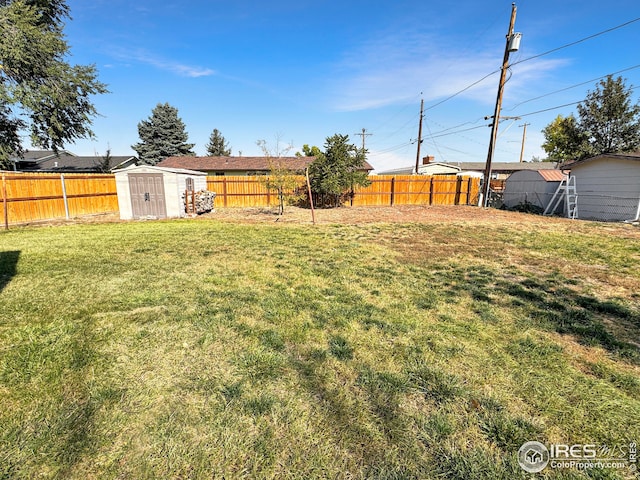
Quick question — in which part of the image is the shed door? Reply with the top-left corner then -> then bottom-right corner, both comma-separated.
128,173 -> 167,218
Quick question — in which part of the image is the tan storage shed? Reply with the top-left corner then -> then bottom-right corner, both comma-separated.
115,165 -> 208,220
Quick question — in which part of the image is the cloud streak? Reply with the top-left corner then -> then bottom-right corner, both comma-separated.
112,49 -> 216,78
327,31 -> 566,112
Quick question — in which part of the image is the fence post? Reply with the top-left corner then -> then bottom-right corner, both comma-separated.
429,177 -> 434,205
60,174 -> 70,220
390,177 -> 395,206
223,177 -> 228,207
454,176 -> 463,205
466,177 -> 472,205
2,173 -> 8,230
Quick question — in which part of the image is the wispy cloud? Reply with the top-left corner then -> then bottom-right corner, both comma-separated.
112,48 -> 216,78
327,31 -> 566,112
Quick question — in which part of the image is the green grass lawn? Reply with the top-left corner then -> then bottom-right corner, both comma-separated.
0,216 -> 639,479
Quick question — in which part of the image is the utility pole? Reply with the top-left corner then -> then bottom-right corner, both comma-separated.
354,128 -> 372,151
481,3 -> 520,207
414,98 -> 425,174
518,122 -> 530,163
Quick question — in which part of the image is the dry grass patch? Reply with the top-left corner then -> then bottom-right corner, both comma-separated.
1,214 -> 639,479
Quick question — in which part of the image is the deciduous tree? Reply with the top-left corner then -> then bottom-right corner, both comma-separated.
541,76 -> 640,161
132,103 -> 195,165
296,144 -> 322,157
0,0 -> 108,168
577,75 -> 640,157
541,114 -> 586,162
257,137 -> 301,215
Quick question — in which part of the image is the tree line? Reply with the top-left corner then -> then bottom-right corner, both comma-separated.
131,102 -> 371,213
131,103 -> 231,164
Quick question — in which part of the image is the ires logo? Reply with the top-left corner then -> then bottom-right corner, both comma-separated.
550,444 -> 597,459
519,442 -> 636,474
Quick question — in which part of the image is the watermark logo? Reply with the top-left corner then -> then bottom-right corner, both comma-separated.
518,441 -> 549,473
518,441 -> 637,474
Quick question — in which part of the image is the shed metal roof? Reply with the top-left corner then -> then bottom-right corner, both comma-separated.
538,170 -> 567,181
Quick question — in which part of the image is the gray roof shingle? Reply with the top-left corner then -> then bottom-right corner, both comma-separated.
159,156 -> 375,172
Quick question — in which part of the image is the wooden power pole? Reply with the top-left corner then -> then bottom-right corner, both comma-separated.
414,98 -> 425,174
354,128 -> 372,151
481,3 -> 519,207
519,122 -> 530,163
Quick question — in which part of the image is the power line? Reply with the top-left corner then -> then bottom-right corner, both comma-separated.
367,92 -> 422,135
424,69 -> 500,112
513,84 -> 637,118
423,69 -> 640,142
429,124 -> 488,138
368,141 -> 413,156
425,82 -> 637,142
423,118 -> 445,162
423,16 -> 640,113
511,17 -> 640,68
505,63 -> 640,111
372,18 -> 640,163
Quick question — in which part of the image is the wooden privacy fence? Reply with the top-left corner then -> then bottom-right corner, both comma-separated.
207,175 -> 480,208
2,172 -> 480,226
2,172 -> 118,227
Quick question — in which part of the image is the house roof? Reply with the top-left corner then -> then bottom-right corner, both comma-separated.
454,161 -> 561,172
561,152 -> 640,169
377,167 -> 415,175
11,150 -> 137,172
10,150 -> 76,163
378,161 -> 560,175
159,156 -> 375,172
33,154 -> 137,172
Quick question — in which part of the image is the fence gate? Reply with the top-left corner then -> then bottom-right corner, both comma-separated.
128,173 -> 167,219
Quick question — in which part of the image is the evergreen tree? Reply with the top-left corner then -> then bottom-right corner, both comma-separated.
205,128 -> 231,156
308,134 -> 370,206
0,0 -> 108,168
132,103 -> 195,165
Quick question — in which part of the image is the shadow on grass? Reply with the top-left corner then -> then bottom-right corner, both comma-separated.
1,314 -> 116,478
290,350 -> 543,478
0,250 -> 20,293
432,264 -> 640,364
289,352 -> 430,477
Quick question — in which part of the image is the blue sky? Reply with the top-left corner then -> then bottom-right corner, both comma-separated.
52,0 -> 640,172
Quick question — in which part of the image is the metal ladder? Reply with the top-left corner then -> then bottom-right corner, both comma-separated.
544,175 -> 578,219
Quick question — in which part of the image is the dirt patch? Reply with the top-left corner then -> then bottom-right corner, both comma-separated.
199,205 -> 575,226
15,205 -> 640,234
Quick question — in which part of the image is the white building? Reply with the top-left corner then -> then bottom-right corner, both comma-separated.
568,153 -> 640,222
